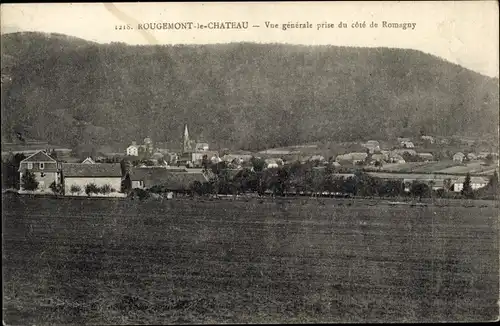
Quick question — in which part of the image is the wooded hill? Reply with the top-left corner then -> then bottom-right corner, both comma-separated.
2,32 -> 498,151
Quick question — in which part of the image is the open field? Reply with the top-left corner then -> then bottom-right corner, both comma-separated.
2,195 -> 499,324
410,161 -> 458,173
380,161 -> 496,175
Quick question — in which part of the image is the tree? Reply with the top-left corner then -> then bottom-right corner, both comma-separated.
342,176 -> 358,195
461,173 -> 474,198
484,154 -> 494,165
70,184 -> 81,195
21,169 -> 39,191
409,181 -> 431,200
210,161 -> 227,176
49,149 -> 58,160
49,181 -> 63,195
201,154 -> 210,171
250,156 -> 266,172
443,178 -> 453,192
489,170 -> 499,190
2,153 -> 26,189
378,180 -> 404,197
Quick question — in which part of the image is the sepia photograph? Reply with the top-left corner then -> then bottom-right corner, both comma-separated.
1,1 -> 499,324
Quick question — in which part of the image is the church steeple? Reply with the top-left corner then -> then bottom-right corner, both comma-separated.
183,124 -> 192,153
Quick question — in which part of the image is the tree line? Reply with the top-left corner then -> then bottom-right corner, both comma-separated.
180,159 -> 499,200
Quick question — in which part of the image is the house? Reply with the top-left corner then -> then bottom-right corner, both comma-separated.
401,141 -> 415,149
165,152 -> 178,165
81,157 -> 95,164
453,152 -> 465,163
18,150 -> 60,193
62,163 -> 122,196
228,158 -> 243,169
438,138 -> 451,145
371,153 -> 388,162
161,172 -> 209,196
265,158 -> 281,169
211,154 -> 223,164
130,168 -> 208,195
195,142 -> 209,151
151,152 -> 164,161
417,153 -> 434,162
331,161 -> 341,168
129,167 -> 172,189
126,142 -> 139,156
336,152 -> 368,164
397,137 -> 411,143
310,155 -> 326,162
391,149 -> 417,156
478,152 -> 498,159
190,150 -> 219,167
222,154 -> 253,163
387,153 -> 405,164
452,176 -> 489,192
466,153 -> 478,160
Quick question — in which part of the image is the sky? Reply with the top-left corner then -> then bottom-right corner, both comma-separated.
1,1 -> 499,78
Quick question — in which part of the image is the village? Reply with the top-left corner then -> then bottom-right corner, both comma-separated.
1,124 -> 499,199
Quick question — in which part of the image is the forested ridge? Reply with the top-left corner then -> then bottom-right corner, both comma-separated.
2,32 -> 498,151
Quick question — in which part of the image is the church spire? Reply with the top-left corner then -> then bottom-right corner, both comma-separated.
183,124 -> 191,153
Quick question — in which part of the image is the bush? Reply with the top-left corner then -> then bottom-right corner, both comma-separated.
99,184 -> 112,194
85,183 -> 99,196
70,184 -> 82,195
130,188 -> 150,200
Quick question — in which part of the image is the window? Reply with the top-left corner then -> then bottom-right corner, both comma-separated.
27,163 -> 33,169
40,163 -> 45,170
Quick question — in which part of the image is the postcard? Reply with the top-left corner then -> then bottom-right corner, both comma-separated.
1,2 -> 499,324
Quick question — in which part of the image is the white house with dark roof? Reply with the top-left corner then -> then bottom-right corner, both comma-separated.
453,152 -> 465,163
336,152 -> 368,164
452,176 -> 489,192
18,150 -> 59,192
126,142 -> 139,156
61,163 -> 122,196
417,152 -> 434,162
401,141 -> 415,149
195,142 -> 209,151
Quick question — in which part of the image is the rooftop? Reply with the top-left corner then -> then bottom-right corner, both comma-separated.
62,163 -> 122,177
130,167 -> 208,190
20,150 -> 56,163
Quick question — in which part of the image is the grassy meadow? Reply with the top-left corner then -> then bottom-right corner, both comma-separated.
2,195 -> 498,324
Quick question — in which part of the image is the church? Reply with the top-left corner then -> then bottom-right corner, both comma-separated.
178,124 -> 217,167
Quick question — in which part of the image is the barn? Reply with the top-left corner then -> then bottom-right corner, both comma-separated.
62,163 -> 122,196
